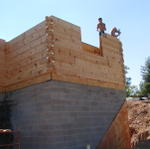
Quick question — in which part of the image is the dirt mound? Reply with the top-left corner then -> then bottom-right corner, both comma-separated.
127,100 -> 150,147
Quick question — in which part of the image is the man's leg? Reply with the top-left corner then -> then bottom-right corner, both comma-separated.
99,32 -> 101,36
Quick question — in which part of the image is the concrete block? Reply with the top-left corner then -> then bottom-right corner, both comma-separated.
6,80 -> 125,149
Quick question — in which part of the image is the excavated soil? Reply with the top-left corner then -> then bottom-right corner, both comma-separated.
127,100 -> 150,147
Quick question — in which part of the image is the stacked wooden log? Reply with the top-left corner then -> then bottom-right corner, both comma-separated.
0,16 -> 125,92
0,39 -> 6,92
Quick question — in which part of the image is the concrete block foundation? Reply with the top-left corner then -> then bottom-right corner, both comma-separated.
2,80 -> 125,149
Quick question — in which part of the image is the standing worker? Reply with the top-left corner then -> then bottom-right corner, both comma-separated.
97,18 -> 106,36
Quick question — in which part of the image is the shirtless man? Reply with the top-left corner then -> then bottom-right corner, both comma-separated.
111,27 -> 121,37
97,18 -> 106,36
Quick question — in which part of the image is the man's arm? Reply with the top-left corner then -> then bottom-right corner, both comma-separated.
97,24 -> 99,31
103,23 -> 106,31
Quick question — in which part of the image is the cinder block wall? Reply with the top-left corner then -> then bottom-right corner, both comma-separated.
0,93 -> 4,101
135,140 -> 150,149
9,80 -> 124,149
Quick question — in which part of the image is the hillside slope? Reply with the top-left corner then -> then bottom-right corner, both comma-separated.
127,100 -> 150,147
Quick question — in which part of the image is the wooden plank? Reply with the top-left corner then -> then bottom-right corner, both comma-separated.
6,63 -> 49,85
54,46 -> 108,66
53,27 -> 81,38
0,86 -> 5,93
0,40 -> 6,90
82,42 -> 100,55
6,58 -> 48,78
9,21 -> 45,44
54,31 -> 81,42
54,57 -> 123,85
102,44 -> 122,53
53,23 -> 81,34
7,68 -> 48,85
5,72 -> 51,92
54,40 -> 81,51
6,50 -> 48,71
52,72 -> 125,90
103,46 -> 122,55
55,54 -> 75,65
7,42 -> 47,63
6,42 -> 47,66
104,34 -> 122,43
7,24 -> 46,55
6,36 -> 47,59
6,58 -> 48,79
101,38 -> 121,49
24,29 -> 46,45
74,58 -> 110,81
51,16 -> 81,32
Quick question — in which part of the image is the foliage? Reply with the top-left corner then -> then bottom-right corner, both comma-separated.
140,57 -> 150,98
125,66 -> 131,96
125,66 -> 139,97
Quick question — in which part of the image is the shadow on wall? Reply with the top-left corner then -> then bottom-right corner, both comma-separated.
0,92 -> 14,146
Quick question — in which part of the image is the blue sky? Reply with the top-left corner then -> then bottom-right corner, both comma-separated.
1,0 -> 150,86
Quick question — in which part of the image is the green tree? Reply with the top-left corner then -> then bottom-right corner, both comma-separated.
125,66 -> 132,97
129,85 -> 140,97
140,57 -> 150,97
125,66 -> 139,97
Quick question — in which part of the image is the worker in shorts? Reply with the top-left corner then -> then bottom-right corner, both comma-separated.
97,18 -> 106,36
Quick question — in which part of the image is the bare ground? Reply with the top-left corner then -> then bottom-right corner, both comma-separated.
127,100 -> 150,147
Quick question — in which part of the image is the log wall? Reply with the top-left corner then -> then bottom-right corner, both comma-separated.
0,39 -> 6,92
5,21 -> 51,91
1,16 -> 125,92
49,16 -> 125,90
